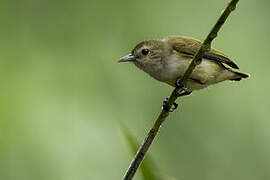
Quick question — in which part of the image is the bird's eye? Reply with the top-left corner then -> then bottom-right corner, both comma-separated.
141,49 -> 150,56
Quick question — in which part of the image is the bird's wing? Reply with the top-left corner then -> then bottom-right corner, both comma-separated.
165,35 -> 239,69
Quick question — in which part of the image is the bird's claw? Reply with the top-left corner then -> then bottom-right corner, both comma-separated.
176,91 -> 192,97
162,97 -> 178,112
171,102 -> 178,112
175,78 -> 188,90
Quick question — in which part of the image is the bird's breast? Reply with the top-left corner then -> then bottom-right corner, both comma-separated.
155,55 -> 189,81
135,55 -> 193,85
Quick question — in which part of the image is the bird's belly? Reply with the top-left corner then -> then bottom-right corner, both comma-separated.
149,57 -> 224,91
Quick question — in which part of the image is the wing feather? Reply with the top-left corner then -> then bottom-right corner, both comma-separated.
165,35 -> 239,69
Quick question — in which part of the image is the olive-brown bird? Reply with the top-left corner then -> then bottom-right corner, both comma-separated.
118,35 -> 249,96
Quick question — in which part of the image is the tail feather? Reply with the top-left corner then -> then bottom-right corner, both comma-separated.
230,71 -> 249,81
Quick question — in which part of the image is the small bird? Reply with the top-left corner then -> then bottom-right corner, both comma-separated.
118,35 -> 249,96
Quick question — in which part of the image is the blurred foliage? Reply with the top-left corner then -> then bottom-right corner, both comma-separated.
121,124 -> 157,180
1,0 -> 270,179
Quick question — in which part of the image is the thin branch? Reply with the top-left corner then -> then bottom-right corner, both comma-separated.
123,0 -> 239,179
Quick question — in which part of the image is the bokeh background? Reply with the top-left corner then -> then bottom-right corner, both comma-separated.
1,0 -> 270,179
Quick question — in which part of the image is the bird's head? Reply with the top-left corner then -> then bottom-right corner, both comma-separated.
118,40 -> 170,70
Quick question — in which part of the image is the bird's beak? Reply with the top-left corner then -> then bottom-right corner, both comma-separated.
117,54 -> 135,63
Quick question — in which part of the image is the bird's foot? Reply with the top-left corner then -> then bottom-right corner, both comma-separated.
175,78 -> 188,90
176,91 -> 192,97
162,97 -> 178,112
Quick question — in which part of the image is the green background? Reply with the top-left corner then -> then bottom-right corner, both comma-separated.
1,0 -> 270,179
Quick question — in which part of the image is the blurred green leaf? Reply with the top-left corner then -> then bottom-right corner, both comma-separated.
120,123 -> 159,180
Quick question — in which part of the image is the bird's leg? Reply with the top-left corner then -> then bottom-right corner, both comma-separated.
162,97 -> 178,112
162,79 -> 192,112
175,78 -> 188,90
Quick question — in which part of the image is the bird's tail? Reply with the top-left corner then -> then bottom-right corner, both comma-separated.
229,70 -> 249,81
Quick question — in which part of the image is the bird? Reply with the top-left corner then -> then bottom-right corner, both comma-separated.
118,35 -> 249,97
